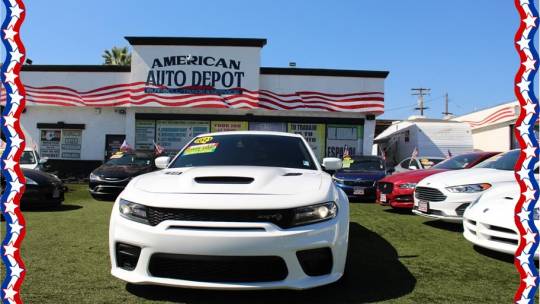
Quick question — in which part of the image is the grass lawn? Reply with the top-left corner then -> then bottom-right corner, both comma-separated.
8,184 -> 519,303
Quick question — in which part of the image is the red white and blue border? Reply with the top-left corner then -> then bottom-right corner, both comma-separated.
1,0 -> 26,303
514,0 -> 539,303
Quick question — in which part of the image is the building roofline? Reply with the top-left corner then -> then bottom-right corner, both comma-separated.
21,65 -> 131,72
260,67 -> 389,78
125,36 -> 267,47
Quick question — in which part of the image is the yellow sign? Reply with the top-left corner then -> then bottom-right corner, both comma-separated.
193,136 -> 213,144
288,123 -> 326,160
184,143 -> 219,155
211,121 -> 248,132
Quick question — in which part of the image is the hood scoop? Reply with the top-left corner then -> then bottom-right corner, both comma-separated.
283,172 -> 303,176
165,171 -> 183,175
194,176 -> 254,184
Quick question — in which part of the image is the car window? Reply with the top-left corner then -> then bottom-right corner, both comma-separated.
106,153 -> 151,166
400,158 -> 412,169
170,134 -> 317,170
474,150 -> 518,171
343,158 -> 385,171
419,158 -> 442,169
20,151 -> 37,165
433,154 -> 480,170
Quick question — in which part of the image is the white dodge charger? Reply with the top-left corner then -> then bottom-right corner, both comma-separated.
109,131 -> 349,290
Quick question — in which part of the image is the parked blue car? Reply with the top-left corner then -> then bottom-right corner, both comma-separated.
332,155 -> 387,201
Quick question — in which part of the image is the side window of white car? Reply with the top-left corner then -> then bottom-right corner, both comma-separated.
400,158 -> 411,169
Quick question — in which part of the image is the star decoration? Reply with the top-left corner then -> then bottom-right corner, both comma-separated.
522,187 -> 536,202
9,91 -> 23,105
517,295 -> 531,304
10,264 -> 23,278
10,49 -> 23,63
523,144 -> 537,158
9,179 -> 23,193
520,0 -> 529,5
517,78 -> 531,92
523,100 -> 536,114
517,36 -> 531,50
523,273 -> 537,287
4,70 -> 18,84
3,114 -> 17,127
522,57 -> 537,72
523,13 -> 538,28
517,251 -> 531,265
4,200 -> 18,214
3,26 -> 17,41
9,220 -> 23,235
10,134 -> 23,149
10,4 -> 24,18
523,229 -> 537,244
2,286 -> 17,301
3,243 -> 17,257
3,157 -> 17,171
517,165 -> 530,180
517,123 -> 530,135
518,208 -> 531,221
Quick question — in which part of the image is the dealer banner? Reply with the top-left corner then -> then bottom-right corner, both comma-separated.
288,123 -> 326,160
211,121 -> 248,132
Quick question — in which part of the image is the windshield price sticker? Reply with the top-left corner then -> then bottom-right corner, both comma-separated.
193,136 -> 213,144
184,143 -> 219,155
342,156 -> 354,168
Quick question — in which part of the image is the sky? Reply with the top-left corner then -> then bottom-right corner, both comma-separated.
10,0 -> 535,119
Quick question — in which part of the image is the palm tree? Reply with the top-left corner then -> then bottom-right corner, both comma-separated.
102,47 -> 131,66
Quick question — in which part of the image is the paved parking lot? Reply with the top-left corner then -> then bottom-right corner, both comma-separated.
17,184 -> 517,303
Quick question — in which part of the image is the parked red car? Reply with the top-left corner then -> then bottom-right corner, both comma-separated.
376,152 -> 500,209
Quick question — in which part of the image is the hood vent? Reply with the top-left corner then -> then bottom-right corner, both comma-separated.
283,172 -> 303,176
194,176 -> 254,184
165,171 -> 183,175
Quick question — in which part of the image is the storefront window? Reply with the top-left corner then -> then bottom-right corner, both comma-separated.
40,129 -> 82,159
326,125 -> 363,158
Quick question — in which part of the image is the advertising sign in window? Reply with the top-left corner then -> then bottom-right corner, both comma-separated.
156,120 -> 209,151
135,120 -> 156,150
249,122 -> 287,132
211,121 -> 248,132
40,129 -> 82,159
288,123 -> 326,160
326,125 -> 364,158
40,129 -> 61,158
61,130 -> 82,159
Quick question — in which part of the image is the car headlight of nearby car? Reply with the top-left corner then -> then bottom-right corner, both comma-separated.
332,176 -> 344,184
25,177 -> 38,185
446,183 -> 492,193
292,202 -> 338,226
119,199 -> 149,224
398,183 -> 417,189
89,172 -> 100,181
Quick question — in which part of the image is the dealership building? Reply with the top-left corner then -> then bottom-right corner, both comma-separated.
2,37 -> 388,173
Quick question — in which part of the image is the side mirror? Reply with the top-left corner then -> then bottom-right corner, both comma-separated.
155,156 -> 171,169
322,157 -> 342,171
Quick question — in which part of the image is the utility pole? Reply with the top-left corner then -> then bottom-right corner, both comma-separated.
442,92 -> 453,117
411,88 -> 430,116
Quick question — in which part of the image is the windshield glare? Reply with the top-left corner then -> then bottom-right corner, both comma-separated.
342,159 -> 384,171
474,150 -> 518,170
433,154 -> 481,170
170,134 -> 317,170
106,154 -> 151,166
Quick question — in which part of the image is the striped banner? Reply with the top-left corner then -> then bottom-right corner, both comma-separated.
1,0 -> 27,303
513,0 -> 539,303
463,106 -> 517,128
0,83 -> 385,113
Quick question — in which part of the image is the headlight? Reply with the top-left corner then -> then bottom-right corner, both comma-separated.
118,199 -> 149,224
398,183 -> 417,189
89,173 -> 100,181
26,177 -> 38,185
446,183 -> 491,193
292,202 -> 337,226
332,176 -> 345,184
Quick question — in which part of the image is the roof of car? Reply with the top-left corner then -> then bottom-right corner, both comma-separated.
195,131 -> 303,138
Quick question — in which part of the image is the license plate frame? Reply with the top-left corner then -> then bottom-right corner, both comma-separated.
353,187 -> 365,195
418,200 -> 429,213
380,194 -> 387,202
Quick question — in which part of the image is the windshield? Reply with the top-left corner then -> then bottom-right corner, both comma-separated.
170,134 -> 317,170
433,153 -> 483,170
418,158 -> 443,169
106,154 -> 151,166
342,158 -> 384,171
20,151 -> 36,165
474,149 -> 518,170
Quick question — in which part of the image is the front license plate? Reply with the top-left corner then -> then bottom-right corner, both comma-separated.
418,200 -> 429,213
52,188 -> 60,198
354,187 -> 365,195
380,194 -> 387,202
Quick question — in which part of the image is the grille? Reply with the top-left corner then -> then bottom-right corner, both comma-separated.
146,207 -> 296,228
489,225 -> 517,235
148,253 -> 288,283
490,236 -> 518,245
415,187 -> 447,202
343,180 -> 374,187
377,182 -> 393,194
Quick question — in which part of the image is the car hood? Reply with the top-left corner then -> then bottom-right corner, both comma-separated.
122,166 -> 336,210
418,168 -> 515,187
381,169 -> 449,184
23,168 -> 62,185
334,170 -> 386,181
465,182 -> 519,230
92,164 -> 150,179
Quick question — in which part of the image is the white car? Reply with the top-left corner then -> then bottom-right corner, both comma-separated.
393,156 -> 445,173
1,148 -> 45,170
463,182 -> 539,258
109,131 -> 350,290
412,150 -> 520,223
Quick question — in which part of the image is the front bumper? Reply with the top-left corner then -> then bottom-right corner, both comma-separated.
109,203 -> 349,290
376,188 -> 414,209
335,183 -> 376,199
89,180 -> 129,198
21,183 -> 65,206
412,190 -> 479,223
